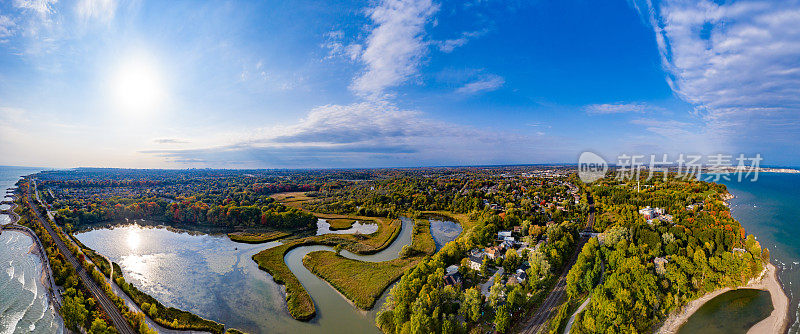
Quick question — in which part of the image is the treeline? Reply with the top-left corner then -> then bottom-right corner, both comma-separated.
54,197 -> 316,230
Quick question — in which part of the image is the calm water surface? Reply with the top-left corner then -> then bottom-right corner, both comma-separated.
677,289 -> 772,334
315,218 -> 378,235
74,216 -> 460,334
721,173 -> 800,332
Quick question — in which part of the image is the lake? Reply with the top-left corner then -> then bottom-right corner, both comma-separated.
721,173 -> 800,332
677,289 -> 773,334
74,216 -> 460,333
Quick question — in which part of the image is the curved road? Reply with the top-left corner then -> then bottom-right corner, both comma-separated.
520,193 -> 595,334
25,179 -> 137,334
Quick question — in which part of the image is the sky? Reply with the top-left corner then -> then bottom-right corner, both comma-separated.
0,0 -> 798,168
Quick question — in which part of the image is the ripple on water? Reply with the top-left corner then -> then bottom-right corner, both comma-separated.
0,231 -> 63,334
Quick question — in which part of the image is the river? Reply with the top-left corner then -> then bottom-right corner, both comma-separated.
74,216 -> 459,333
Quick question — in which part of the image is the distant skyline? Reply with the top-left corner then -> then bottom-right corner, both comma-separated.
1,0 -> 799,168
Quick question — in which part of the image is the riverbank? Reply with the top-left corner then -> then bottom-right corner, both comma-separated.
657,263 -> 788,334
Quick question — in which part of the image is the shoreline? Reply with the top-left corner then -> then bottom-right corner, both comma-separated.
656,263 -> 788,334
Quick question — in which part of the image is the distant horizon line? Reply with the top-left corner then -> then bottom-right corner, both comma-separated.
2,163 -> 800,171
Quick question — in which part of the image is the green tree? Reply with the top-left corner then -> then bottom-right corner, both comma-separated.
89,318 -> 113,334
460,287 -> 482,323
61,295 -> 88,331
494,304 -> 511,333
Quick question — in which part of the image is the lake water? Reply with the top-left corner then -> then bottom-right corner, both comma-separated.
677,289 -> 773,334
720,173 -> 800,333
0,166 -> 62,334
429,218 -> 462,251
315,218 -> 379,235
74,216 -> 459,333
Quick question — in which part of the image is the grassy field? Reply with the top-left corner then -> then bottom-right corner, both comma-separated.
303,252 -> 417,309
325,218 -> 356,230
411,219 -> 436,256
301,218 -> 436,310
252,241 -> 317,320
227,231 -> 289,243
270,192 -> 315,209
251,199 -> 402,320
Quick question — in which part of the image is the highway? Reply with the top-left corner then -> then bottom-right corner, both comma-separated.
25,179 -> 137,334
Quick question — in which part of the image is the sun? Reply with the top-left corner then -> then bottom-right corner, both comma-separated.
111,56 -> 164,117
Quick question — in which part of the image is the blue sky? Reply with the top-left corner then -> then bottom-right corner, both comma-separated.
0,0 -> 798,168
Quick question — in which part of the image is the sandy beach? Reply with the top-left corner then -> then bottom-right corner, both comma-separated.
657,263 -> 788,334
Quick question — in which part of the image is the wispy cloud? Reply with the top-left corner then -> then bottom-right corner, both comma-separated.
584,102 -> 650,115
76,0 -> 117,23
455,73 -> 504,94
153,138 -> 189,145
436,29 -> 488,53
13,0 -> 57,17
350,0 -> 439,96
0,16 -> 16,41
142,100 -> 561,168
631,0 -> 800,153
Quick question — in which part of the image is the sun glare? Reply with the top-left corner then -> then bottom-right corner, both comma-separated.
126,228 -> 141,250
111,56 -> 164,117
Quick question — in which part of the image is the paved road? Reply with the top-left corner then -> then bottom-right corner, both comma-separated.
520,194 -> 595,334
26,179 -> 137,334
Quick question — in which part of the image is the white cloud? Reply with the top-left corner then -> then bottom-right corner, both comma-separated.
350,0 -> 440,96
436,29 -> 487,53
456,74 -> 504,94
142,100 -> 562,168
13,0 -> 57,17
632,0 -> 800,152
76,0 -> 117,23
0,16 -> 16,40
584,102 -> 649,115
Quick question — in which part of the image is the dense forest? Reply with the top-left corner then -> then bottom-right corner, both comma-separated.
566,177 -> 766,333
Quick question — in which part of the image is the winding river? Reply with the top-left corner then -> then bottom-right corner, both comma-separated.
74,216 -> 457,334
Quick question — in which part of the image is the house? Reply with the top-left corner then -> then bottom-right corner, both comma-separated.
470,248 -> 485,258
498,231 -> 512,240
733,247 -> 746,255
468,254 -> 485,271
446,265 -> 459,276
515,269 -> 528,283
501,239 -> 515,250
639,206 -> 665,220
486,246 -> 503,260
513,226 -> 523,234
444,272 -> 463,287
